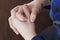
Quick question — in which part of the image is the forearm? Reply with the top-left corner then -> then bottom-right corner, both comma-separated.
34,0 -> 50,6
27,0 -> 50,10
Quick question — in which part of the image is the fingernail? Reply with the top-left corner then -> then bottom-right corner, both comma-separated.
31,17 -> 35,22
31,15 -> 36,22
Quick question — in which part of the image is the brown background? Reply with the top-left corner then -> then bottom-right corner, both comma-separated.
0,0 -> 52,40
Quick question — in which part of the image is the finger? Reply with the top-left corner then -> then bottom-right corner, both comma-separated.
30,7 -> 37,22
11,6 -> 19,18
8,17 -> 19,35
30,13 -> 37,22
16,6 -> 27,22
23,4 -> 31,22
30,4 -> 42,22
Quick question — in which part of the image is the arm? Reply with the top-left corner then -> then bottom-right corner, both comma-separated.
8,0 -> 50,40
34,0 -> 50,6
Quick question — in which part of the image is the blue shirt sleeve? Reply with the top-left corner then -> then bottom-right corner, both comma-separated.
32,35 -> 44,40
57,28 -> 60,36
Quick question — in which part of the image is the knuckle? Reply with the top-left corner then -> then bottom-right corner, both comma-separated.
10,5 -> 20,13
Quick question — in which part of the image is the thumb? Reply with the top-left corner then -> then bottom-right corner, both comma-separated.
30,4 -> 41,22
30,12 -> 37,22
30,6 -> 38,22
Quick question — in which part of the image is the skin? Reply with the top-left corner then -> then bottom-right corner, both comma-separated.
9,4 -> 37,40
8,0 -> 49,40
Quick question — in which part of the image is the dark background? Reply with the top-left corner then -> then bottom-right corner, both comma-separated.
0,0 -> 52,40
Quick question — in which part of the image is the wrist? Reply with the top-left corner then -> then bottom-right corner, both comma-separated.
24,33 -> 37,40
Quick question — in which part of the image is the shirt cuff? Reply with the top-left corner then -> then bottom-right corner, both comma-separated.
31,35 -> 44,40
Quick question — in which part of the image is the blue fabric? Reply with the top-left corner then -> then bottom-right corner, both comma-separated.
50,0 -> 60,21
32,0 -> 60,40
32,35 -> 44,40
57,28 -> 60,35
50,0 -> 60,36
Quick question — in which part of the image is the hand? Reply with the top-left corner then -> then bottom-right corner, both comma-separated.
8,0 -> 42,40
9,0 -> 42,35
8,4 -> 37,40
